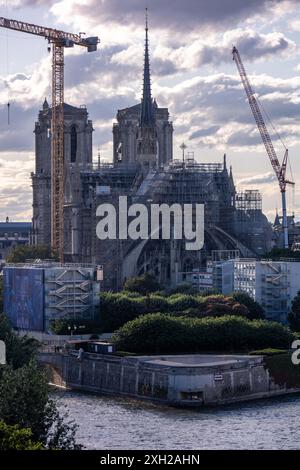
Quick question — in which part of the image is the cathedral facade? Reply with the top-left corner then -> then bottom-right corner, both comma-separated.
31,20 -> 273,290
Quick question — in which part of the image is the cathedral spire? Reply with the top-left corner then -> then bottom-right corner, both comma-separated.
140,8 -> 155,127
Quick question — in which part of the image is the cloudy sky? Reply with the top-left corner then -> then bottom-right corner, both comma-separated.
0,0 -> 300,222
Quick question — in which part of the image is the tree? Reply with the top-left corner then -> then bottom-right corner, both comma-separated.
232,292 -> 265,320
6,244 -> 58,264
0,421 -> 43,450
264,248 -> 300,260
0,360 -> 81,449
113,313 -> 295,354
0,315 -> 81,449
0,313 -> 39,369
123,273 -> 161,295
288,290 -> 300,332
0,277 -> 3,314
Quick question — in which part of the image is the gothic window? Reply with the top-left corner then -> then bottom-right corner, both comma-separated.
71,125 -> 77,163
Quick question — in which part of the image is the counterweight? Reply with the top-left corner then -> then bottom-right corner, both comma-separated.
0,16 -> 99,261
232,46 -> 294,249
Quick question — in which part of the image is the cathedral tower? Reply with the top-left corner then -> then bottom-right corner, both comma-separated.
31,101 -> 93,249
113,11 -> 173,167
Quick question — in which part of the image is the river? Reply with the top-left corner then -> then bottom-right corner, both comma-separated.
53,390 -> 300,450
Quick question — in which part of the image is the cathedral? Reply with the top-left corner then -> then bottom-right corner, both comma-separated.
31,18 -> 273,290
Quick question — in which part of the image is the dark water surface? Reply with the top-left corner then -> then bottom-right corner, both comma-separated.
53,390 -> 300,450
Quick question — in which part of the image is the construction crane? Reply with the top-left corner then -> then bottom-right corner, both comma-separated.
0,17 -> 99,261
232,46 -> 294,249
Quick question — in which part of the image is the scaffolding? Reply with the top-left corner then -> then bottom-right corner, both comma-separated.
236,190 -> 262,212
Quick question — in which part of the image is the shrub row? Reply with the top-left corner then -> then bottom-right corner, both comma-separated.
99,292 -> 251,332
113,313 -> 295,354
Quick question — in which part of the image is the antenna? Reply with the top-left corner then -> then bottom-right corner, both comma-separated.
98,147 -> 101,169
180,142 -> 187,162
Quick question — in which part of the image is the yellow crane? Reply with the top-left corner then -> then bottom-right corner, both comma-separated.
0,17 -> 100,261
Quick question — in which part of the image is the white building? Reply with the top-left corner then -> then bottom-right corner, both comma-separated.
214,259 -> 300,323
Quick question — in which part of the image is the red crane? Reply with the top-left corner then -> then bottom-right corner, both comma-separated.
232,46 -> 294,249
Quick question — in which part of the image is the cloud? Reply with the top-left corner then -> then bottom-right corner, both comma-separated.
238,172 -> 277,185
50,0 -> 298,33
163,29 -> 296,70
190,126 -> 220,139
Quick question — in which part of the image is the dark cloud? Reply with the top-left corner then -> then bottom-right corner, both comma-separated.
190,126 -> 220,139
72,0 -> 297,32
192,31 -> 294,68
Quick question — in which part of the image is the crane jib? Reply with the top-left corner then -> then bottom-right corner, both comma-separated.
0,15 -> 100,261
233,46 -> 293,249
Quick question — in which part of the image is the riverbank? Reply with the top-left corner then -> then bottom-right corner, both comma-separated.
39,351 -> 300,407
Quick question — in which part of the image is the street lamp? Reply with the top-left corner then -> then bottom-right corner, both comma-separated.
67,325 -> 77,336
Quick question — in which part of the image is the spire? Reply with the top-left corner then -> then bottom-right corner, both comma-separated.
140,8 -> 155,127
274,209 -> 280,227
43,97 -> 49,110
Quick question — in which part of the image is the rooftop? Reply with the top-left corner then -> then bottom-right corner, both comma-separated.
135,354 -> 262,368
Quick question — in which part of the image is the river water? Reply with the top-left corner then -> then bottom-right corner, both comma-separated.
53,390 -> 300,450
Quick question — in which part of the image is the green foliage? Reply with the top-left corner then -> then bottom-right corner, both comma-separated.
52,291 -> 263,334
249,348 -> 287,356
98,292 -> 252,332
6,244 -> 58,263
0,360 -> 50,442
264,248 -> 300,260
265,352 -> 300,388
164,282 -> 199,295
0,314 -> 81,449
113,313 -> 295,354
232,291 -> 265,320
288,290 -> 300,332
50,317 -> 101,335
0,420 -> 43,450
167,294 -> 199,311
0,360 -> 81,449
123,273 -> 161,295
0,277 -> 3,314
0,313 -> 39,368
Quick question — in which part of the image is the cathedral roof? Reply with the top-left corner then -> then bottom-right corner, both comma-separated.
140,9 -> 155,128
40,101 -> 88,114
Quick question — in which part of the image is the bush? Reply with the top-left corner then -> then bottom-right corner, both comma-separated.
164,283 -> 199,295
232,292 -> 265,320
249,348 -> 287,356
113,313 -> 295,354
123,273 -> 161,295
98,292 -> 255,332
288,290 -> 300,332
0,421 -> 43,450
167,294 -> 199,311
6,244 -> 58,263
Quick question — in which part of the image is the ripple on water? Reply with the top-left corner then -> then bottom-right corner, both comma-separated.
52,391 -> 300,450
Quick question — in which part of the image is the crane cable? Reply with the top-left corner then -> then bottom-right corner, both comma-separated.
256,95 -> 287,152
5,0 -> 10,125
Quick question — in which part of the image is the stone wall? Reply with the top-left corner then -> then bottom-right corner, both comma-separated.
39,352 -> 299,407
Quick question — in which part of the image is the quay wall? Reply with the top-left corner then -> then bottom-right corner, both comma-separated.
38,352 -> 300,406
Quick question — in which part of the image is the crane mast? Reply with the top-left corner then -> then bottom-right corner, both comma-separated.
232,46 -> 293,249
0,17 -> 99,261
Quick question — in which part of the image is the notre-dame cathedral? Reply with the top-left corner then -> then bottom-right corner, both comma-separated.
31,19 -> 272,290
